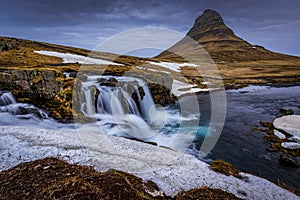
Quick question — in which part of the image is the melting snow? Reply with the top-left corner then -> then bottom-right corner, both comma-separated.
0,126 -> 298,199
274,130 -> 286,139
171,80 -> 215,96
148,61 -> 197,72
281,142 -> 300,150
34,50 -> 123,65
136,66 -> 170,74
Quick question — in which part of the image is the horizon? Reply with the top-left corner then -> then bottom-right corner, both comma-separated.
1,0 -> 299,57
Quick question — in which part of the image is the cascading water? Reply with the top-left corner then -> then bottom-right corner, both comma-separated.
79,76 -> 167,139
76,75 -> 202,151
0,91 -> 73,129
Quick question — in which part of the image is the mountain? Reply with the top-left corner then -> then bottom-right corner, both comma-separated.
157,9 -> 299,63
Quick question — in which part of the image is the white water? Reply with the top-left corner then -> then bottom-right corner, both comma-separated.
72,75 -> 203,150
0,92 -> 74,130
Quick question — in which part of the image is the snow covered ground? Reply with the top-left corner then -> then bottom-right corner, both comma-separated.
148,61 -> 197,72
34,50 -> 123,65
0,126 -> 297,199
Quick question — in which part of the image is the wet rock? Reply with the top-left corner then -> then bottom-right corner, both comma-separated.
76,72 -> 88,81
148,83 -> 176,106
280,108 -> 294,116
259,121 -> 274,129
98,77 -> 118,86
279,154 -> 300,168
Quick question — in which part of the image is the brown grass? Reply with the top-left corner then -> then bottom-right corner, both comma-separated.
0,158 -> 243,200
209,159 -> 242,179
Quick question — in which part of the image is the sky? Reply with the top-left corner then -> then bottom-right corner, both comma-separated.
1,0 -> 299,57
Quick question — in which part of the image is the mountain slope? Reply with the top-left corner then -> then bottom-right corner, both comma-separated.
157,9 -> 299,63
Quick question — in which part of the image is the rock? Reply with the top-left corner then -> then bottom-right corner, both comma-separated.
98,77 -> 118,86
76,72 -> 88,81
281,142 -> 300,150
279,108 -> 294,116
279,154 -> 299,168
0,38 -> 18,52
259,121 -> 274,129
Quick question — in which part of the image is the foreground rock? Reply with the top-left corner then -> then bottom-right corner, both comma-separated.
0,126 -> 298,199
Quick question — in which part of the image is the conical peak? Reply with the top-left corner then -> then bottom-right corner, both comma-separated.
194,9 -> 225,29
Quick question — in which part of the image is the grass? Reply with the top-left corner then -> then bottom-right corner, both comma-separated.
209,159 -> 242,179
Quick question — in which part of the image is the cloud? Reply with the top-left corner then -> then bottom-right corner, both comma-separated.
0,0 -> 299,56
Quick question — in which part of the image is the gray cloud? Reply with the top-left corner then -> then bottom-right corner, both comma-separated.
0,0 -> 299,56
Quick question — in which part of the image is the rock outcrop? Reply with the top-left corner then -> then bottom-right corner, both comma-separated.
0,38 -> 18,52
0,69 -> 74,122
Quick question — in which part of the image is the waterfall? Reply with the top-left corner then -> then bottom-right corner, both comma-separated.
0,92 -> 17,106
79,76 -> 165,139
0,92 -> 48,119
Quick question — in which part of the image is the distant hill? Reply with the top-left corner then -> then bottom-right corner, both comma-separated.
157,9 -> 299,63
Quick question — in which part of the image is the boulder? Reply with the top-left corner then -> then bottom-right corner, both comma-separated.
279,108 -> 294,116
259,121 -> 274,129
0,38 -> 18,52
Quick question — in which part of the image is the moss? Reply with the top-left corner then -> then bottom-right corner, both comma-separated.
31,75 -> 42,84
210,159 -> 242,179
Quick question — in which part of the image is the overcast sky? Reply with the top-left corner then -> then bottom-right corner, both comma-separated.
1,0 -> 299,57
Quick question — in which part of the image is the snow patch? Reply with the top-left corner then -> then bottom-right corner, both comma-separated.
171,80 -> 218,96
274,130 -> 286,139
34,50 -> 123,65
136,66 -> 170,74
281,142 -> 300,150
0,126 -> 297,199
148,61 -> 197,72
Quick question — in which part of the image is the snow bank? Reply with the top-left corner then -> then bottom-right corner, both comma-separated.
148,61 -> 197,72
0,126 -> 297,199
34,50 -> 123,65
